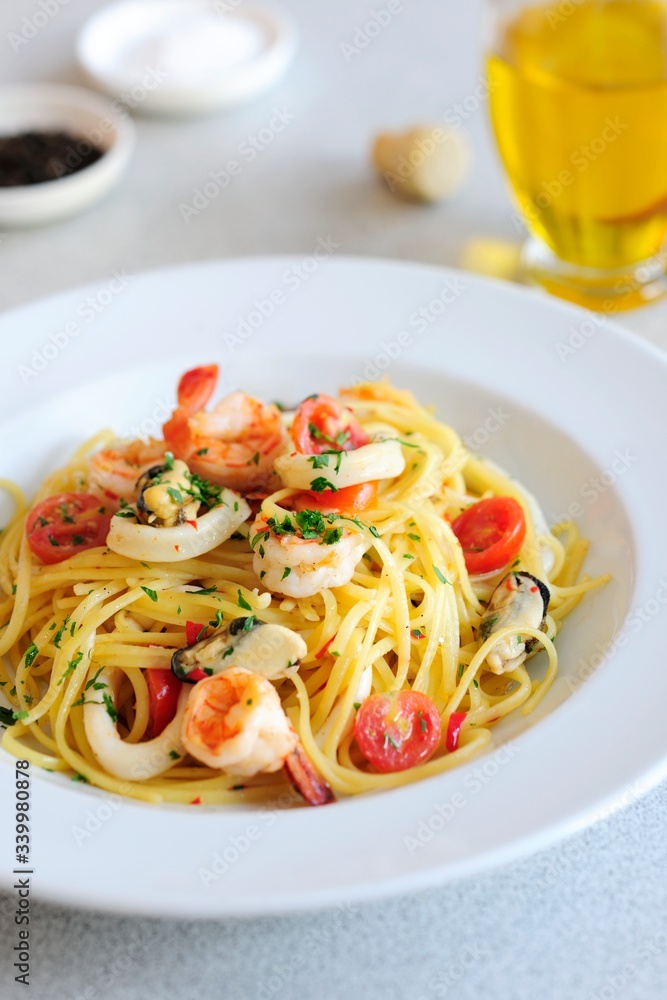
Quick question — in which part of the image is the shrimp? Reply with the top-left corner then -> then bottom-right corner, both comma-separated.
251,514 -> 368,598
181,667 -> 334,805
163,365 -> 289,492
88,438 -> 168,501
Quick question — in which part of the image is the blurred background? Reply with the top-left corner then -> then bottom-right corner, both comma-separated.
0,1 -> 530,311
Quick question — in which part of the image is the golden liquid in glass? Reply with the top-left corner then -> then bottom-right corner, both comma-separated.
487,1 -> 667,269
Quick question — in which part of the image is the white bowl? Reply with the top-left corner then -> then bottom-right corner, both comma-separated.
0,83 -> 135,227
0,257 -> 665,917
76,0 -> 298,117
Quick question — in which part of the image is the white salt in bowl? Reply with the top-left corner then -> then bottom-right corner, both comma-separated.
76,0 -> 298,116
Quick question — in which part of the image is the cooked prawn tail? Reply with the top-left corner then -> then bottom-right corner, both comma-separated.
283,741 -> 335,806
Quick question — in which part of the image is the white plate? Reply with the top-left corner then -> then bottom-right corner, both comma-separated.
0,84 -> 135,226
0,256 -> 664,917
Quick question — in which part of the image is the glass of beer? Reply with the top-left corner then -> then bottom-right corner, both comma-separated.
486,0 -> 667,309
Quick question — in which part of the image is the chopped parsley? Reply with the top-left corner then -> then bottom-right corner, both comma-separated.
308,422 -> 350,449
183,471 -> 224,509
141,586 -> 158,603
164,451 -> 175,469
0,706 -> 17,727
237,590 -> 252,611
209,609 -> 224,630
309,477 -> 338,493
58,651 -> 83,685
383,731 -> 400,751
85,667 -> 106,691
267,515 -> 296,536
433,566 -> 450,585
72,772 -> 89,782
281,567 -> 291,581
169,750 -> 181,760
408,533 -> 421,542
167,486 -> 183,504
24,642 -> 39,668
295,509 -> 325,538
102,691 -> 117,722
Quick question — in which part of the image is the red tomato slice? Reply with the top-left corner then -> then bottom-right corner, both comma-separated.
177,364 -> 218,413
291,394 -> 369,454
354,690 -> 441,773
445,711 -> 467,752
292,481 -> 377,517
451,497 -> 526,575
26,493 -> 113,565
146,669 -> 182,738
185,620 -> 209,645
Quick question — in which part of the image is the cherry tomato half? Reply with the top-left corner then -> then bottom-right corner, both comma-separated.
146,669 -> 182,738
291,394 -> 369,455
451,497 -> 526,576
177,364 -> 218,413
26,493 -> 113,565
292,481 -> 377,517
354,690 -> 441,773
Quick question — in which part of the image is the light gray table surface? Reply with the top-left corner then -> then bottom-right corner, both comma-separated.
1,2 -> 666,998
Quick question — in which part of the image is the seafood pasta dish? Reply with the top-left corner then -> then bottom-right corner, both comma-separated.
0,367 -> 608,806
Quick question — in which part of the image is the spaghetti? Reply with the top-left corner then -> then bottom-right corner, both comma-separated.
0,373 -> 609,805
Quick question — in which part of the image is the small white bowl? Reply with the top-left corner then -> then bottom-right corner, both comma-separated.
77,0 -> 298,117
0,83 -> 135,227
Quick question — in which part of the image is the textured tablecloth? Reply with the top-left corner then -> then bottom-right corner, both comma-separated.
1,1 -> 666,997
